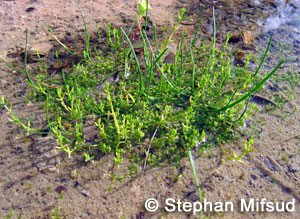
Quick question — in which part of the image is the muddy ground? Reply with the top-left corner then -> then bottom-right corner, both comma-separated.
0,0 -> 300,218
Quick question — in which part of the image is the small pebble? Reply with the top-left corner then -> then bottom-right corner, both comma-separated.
250,174 -> 257,180
16,147 -> 24,154
74,181 -> 80,188
186,191 -> 199,202
70,169 -> 78,179
25,7 -> 36,13
288,162 -> 300,173
55,185 -> 67,194
79,188 -> 92,198
264,157 -> 281,172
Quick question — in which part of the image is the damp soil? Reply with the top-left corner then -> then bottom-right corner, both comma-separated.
1,0 -> 300,218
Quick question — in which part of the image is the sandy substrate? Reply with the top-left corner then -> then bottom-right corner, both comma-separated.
0,0 -> 300,218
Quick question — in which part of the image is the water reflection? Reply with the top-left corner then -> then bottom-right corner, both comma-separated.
258,0 -> 300,42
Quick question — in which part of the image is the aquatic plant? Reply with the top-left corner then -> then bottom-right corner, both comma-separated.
0,1 -> 286,218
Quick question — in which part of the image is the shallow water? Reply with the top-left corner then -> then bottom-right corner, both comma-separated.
259,0 -> 300,32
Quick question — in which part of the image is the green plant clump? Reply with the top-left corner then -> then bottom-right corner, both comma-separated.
1,3 -> 284,169
0,2 -> 287,218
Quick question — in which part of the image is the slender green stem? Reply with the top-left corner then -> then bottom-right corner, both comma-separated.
212,7 -> 216,51
154,25 -> 159,54
73,0 -> 90,58
191,50 -> 196,92
0,57 -> 24,74
44,22 -> 76,55
188,150 -> 203,219
252,35 -> 273,78
24,29 -> 40,90
121,27 -> 144,108
217,60 -> 284,112
179,8 -> 204,77
143,29 -> 174,88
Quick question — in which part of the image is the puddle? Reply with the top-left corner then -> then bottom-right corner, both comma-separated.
258,0 -> 300,33
257,0 -> 300,61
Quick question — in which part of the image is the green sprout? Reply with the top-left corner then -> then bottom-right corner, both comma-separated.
138,0 -> 151,17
